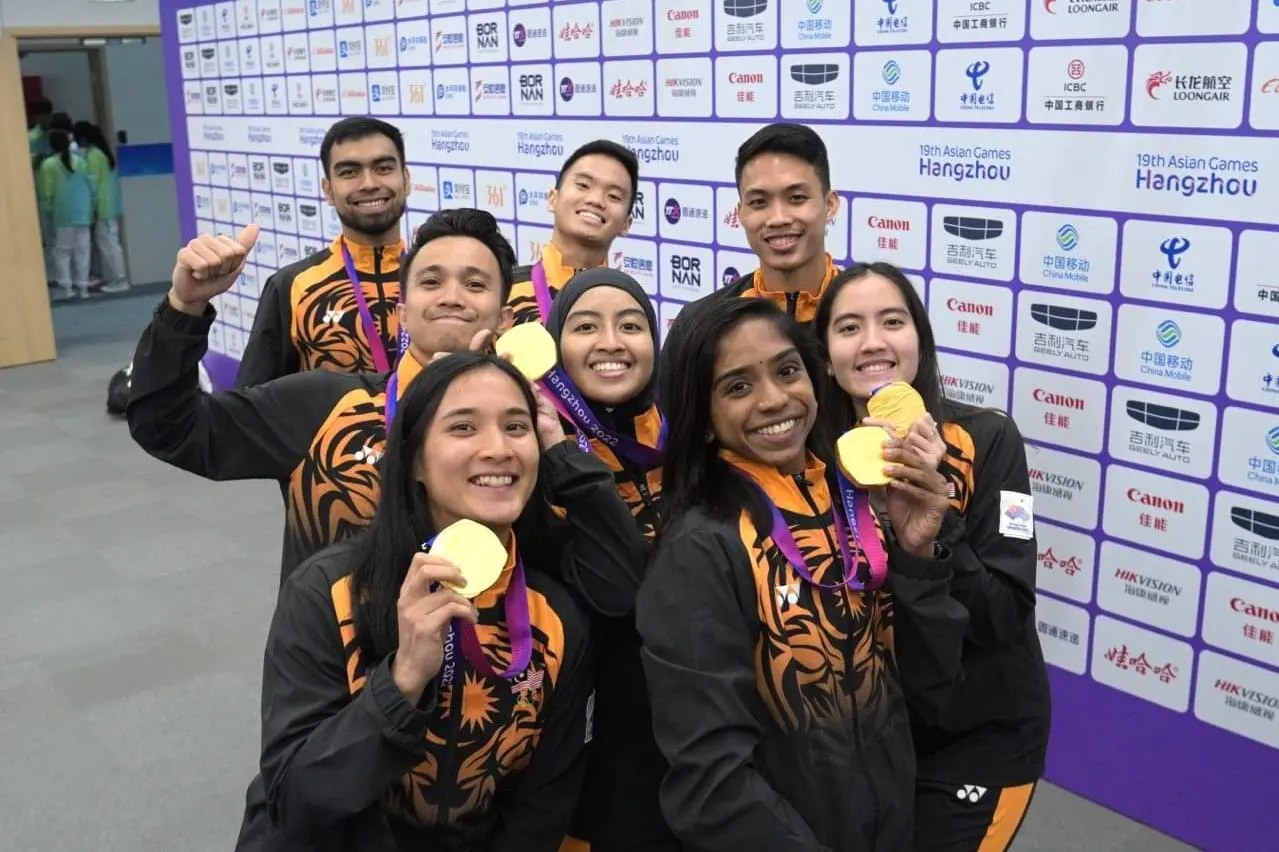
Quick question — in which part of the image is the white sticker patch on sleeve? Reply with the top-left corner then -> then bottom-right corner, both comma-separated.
584,691 -> 595,745
998,490 -> 1035,540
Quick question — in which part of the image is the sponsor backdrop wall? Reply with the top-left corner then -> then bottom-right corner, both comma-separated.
160,1 -> 1276,846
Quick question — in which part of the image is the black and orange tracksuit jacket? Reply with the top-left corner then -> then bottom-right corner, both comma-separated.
236,235 -> 403,387
708,253 -> 840,333
570,403 -> 676,850
507,242 -> 585,327
125,297 -> 647,602
913,401 -> 1051,788
636,451 -> 967,852
232,534 -> 594,851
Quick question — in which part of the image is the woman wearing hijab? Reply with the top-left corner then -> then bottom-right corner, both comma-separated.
544,268 -> 677,852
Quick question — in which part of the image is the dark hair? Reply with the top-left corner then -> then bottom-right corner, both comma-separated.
556,139 -> 641,215
657,296 -> 833,530
48,130 -> 74,172
401,208 -> 517,302
734,122 -> 831,194
350,352 -> 546,663
813,262 -> 948,431
319,116 -> 406,177
73,121 -> 115,170
29,98 -> 53,117
49,112 -> 73,133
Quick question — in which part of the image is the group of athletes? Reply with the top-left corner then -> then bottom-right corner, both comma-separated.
126,116 -> 1050,852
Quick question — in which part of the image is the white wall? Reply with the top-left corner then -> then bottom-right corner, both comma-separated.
0,0 -> 159,29
18,51 -> 96,124
105,39 -> 178,285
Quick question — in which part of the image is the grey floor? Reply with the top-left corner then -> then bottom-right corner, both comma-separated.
0,289 -> 1195,851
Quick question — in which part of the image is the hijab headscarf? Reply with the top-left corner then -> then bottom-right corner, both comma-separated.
545,268 -> 660,430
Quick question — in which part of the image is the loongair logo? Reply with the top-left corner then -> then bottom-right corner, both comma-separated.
1159,236 -> 1190,269
1156,319 -> 1182,348
1261,78 -> 1279,95
882,60 -> 901,86
1146,70 -> 1172,99
1043,0 -> 1057,12
664,198 -> 682,224
1056,223 -> 1079,251
966,61 -> 990,92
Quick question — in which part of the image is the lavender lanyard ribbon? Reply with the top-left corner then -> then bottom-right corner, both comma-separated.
539,366 -> 666,467
340,239 -> 392,374
532,260 -> 553,325
426,537 -> 534,689
741,473 -> 888,592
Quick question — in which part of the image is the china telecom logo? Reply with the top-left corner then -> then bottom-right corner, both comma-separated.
967,61 -> 990,91
1160,237 -> 1190,269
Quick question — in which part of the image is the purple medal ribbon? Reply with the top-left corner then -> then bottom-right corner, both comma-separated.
340,239 -> 392,374
531,260 -> 553,325
736,470 -> 887,592
539,365 -> 666,468
425,537 -> 534,689
833,470 -> 889,590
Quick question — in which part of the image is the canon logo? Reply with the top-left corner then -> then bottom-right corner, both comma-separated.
1033,389 -> 1084,410
729,72 -> 765,84
946,298 -> 994,316
1231,597 -> 1279,623
1126,488 -> 1184,514
667,9 -> 700,20
867,216 -> 910,231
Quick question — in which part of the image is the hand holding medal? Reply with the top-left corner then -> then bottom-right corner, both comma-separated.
494,322 -> 570,447
835,381 -> 929,487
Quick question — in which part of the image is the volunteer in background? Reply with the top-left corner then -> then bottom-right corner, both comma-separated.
39,129 -> 95,302
507,140 -> 639,326
637,295 -> 966,851
126,209 -> 646,599
74,121 -> 129,294
237,116 -> 411,387
234,351 -> 595,851
707,123 -> 841,334
816,262 -> 1050,852
545,269 -> 676,852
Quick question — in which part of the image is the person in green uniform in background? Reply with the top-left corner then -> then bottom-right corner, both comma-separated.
38,130 -> 96,301
75,121 -> 129,294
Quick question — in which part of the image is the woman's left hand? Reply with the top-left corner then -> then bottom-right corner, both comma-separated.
532,382 -> 567,448
881,440 -> 951,558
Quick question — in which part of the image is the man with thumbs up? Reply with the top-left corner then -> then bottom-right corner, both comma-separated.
127,210 -> 646,593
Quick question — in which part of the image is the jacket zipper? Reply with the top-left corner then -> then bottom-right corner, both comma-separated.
792,474 -> 838,560
785,291 -> 798,318
436,677 -> 464,825
373,246 -> 388,350
793,473 -> 881,833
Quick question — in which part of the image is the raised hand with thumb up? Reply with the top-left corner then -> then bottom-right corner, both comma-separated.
168,224 -> 260,316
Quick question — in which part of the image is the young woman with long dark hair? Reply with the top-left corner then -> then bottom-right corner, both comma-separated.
815,262 -> 1050,852
73,121 -> 128,293
543,268 -> 676,852
637,296 -> 966,851
234,352 -> 595,851
38,129 -> 95,301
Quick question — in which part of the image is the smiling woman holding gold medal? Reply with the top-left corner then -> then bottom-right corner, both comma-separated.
234,351 -> 596,852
